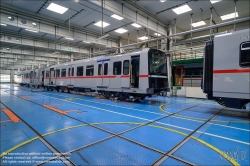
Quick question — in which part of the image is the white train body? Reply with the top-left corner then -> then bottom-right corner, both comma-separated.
42,48 -> 169,99
202,29 -> 250,109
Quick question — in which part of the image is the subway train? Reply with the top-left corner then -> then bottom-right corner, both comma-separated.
18,48 -> 170,100
202,28 -> 250,109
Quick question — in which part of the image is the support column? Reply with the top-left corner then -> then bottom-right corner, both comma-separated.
167,25 -> 173,97
70,53 -> 74,62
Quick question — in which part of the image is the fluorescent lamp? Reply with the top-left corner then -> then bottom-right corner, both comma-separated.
65,37 -> 74,40
160,0 -> 166,2
47,3 -> 68,14
94,21 -> 110,27
172,4 -> 192,15
191,21 -> 206,27
131,23 -> 141,28
114,28 -> 128,34
210,0 -> 221,4
0,23 -> 7,26
8,16 -> 14,21
83,41 -> 91,43
221,12 -> 238,20
138,36 -> 148,40
25,29 -> 38,33
96,34 -> 110,40
111,14 -> 124,20
32,22 -> 37,26
154,33 -> 161,36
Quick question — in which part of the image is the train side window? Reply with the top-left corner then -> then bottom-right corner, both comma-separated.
113,61 -> 121,75
61,69 -> 66,77
240,41 -> 250,67
77,66 -> 84,76
46,71 -> 49,78
104,63 -> 108,75
72,67 -> 74,76
56,69 -> 60,77
68,68 -> 71,76
98,64 -> 102,75
123,60 -> 130,75
86,65 -> 94,76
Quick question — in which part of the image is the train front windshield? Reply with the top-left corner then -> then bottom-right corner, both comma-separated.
148,49 -> 167,76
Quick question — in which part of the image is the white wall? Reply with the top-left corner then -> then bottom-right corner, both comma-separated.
172,86 -> 206,99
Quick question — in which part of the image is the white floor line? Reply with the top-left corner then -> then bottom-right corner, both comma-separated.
41,91 -> 250,132
18,91 -> 250,146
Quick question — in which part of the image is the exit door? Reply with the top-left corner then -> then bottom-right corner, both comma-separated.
174,66 -> 183,86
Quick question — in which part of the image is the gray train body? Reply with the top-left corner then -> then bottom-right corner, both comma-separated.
18,48 -> 170,100
202,29 -> 250,109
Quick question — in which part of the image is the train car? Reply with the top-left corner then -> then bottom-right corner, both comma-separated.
18,69 -> 44,88
44,48 -> 170,100
202,28 -> 250,109
16,71 -> 25,85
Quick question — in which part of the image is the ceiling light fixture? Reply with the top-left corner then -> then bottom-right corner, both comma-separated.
191,21 -> 206,27
16,38 -> 20,41
96,34 -> 110,40
172,4 -> 192,15
210,0 -> 221,4
138,36 -> 148,40
111,14 -> 124,20
25,29 -> 38,33
0,23 -> 7,26
221,12 -> 238,20
154,33 -> 161,36
6,48 -> 10,50
83,41 -> 91,43
32,22 -> 37,26
114,28 -> 128,34
65,37 -> 74,40
160,0 -> 166,2
131,23 -> 142,28
8,16 -> 14,21
94,21 -> 110,27
47,3 -> 68,14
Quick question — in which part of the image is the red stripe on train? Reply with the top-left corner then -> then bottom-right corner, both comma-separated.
44,75 -> 149,79
213,69 -> 250,74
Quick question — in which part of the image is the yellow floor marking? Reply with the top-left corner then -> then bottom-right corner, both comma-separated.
0,122 -> 239,165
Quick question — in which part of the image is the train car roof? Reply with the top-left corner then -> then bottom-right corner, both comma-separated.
46,48 -> 148,69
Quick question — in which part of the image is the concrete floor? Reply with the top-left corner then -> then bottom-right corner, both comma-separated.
1,84 -> 249,165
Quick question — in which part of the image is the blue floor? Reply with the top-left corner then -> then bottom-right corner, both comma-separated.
0,84 -> 249,165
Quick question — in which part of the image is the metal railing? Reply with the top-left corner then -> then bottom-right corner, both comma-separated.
172,51 -> 204,61
183,75 -> 202,87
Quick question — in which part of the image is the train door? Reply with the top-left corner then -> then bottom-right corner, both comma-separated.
49,68 -> 54,84
96,62 -> 103,87
121,58 -> 130,88
41,70 -> 44,85
30,71 -> 33,84
110,60 -> 122,89
96,60 -> 110,88
174,66 -> 183,86
102,62 -> 109,87
68,66 -> 74,86
130,56 -> 140,88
